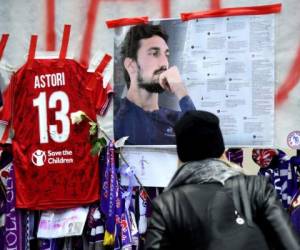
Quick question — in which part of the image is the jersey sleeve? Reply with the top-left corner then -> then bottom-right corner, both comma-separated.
97,82 -> 113,115
0,74 -> 15,144
86,73 -> 113,116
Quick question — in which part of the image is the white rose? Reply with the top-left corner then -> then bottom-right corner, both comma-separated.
70,110 -> 86,124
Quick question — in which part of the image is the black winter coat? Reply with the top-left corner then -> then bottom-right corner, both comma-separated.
145,159 -> 300,250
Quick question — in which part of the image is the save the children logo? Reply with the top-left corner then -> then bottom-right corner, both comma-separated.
31,149 -> 74,166
32,149 -> 46,166
287,131 -> 300,149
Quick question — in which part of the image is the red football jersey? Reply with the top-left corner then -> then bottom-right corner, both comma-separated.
0,31 -> 112,210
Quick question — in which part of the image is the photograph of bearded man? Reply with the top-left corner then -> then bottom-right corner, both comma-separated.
114,24 -> 195,145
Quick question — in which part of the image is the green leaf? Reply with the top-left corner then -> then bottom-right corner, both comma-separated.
91,137 -> 107,145
91,141 -> 102,156
90,137 -> 107,156
89,122 -> 98,135
80,113 -> 86,121
98,137 -> 107,147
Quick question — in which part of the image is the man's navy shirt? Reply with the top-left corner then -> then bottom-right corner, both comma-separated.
114,95 -> 196,145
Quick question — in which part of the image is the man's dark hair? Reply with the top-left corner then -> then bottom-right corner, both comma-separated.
120,24 -> 168,88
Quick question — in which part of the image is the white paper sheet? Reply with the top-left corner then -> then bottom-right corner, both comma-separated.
181,15 -> 275,147
120,147 -> 178,187
37,207 -> 89,239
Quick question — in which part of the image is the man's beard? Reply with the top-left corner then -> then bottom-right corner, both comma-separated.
138,82 -> 165,93
137,66 -> 166,93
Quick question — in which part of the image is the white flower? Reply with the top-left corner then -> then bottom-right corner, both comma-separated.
114,136 -> 129,148
70,111 -> 86,124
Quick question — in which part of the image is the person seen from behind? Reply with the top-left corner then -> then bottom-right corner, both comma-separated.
145,110 -> 300,250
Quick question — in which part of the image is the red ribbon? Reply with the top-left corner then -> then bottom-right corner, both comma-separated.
106,16 -> 149,28
0,34 -> 9,60
181,3 -> 281,21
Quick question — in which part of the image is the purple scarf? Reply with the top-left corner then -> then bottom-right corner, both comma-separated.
100,143 -> 117,234
100,142 -> 123,249
4,164 -> 24,250
226,148 -> 244,167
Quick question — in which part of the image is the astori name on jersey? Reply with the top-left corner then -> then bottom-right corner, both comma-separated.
34,72 -> 65,89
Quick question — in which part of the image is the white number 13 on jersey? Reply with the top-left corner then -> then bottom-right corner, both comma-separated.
33,91 -> 70,143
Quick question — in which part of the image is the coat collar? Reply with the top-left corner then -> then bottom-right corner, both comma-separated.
165,158 -> 241,191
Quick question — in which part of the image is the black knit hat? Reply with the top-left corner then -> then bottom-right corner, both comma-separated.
174,110 -> 225,162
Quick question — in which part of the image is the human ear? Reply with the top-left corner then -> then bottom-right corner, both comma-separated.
124,57 -> 137,75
